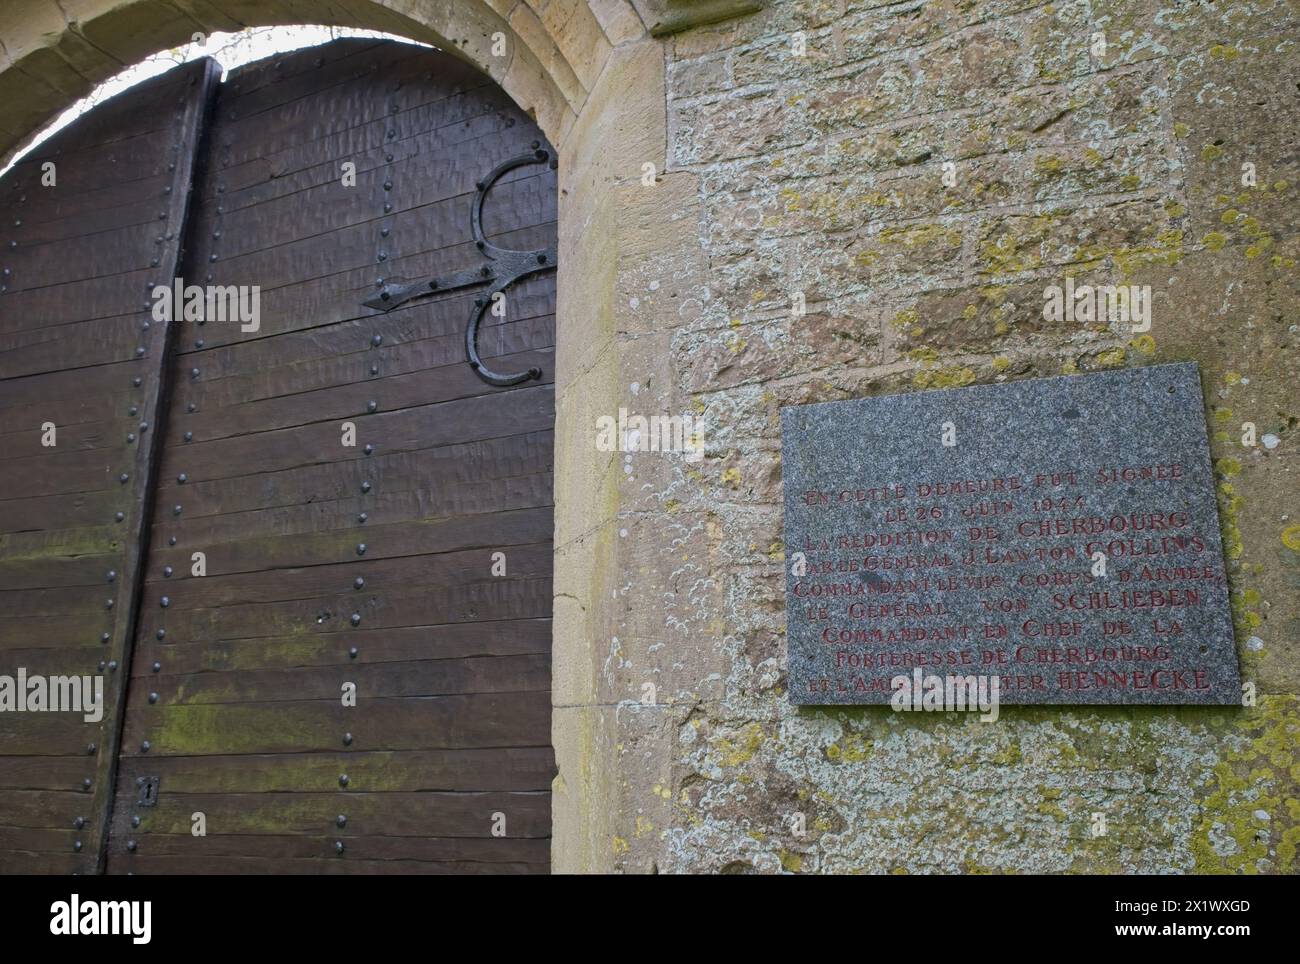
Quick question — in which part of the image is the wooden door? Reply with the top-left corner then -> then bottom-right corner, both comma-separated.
3,39 -> 556,874
0,59 -> 219,873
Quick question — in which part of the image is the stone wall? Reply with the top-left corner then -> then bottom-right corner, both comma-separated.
584,0 -> 1299,873
1,0 -> 1295,875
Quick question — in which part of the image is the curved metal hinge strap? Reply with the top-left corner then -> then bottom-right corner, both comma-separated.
465,149 -> 555,386
361,147 -> 556,388
465,286 -> 544,387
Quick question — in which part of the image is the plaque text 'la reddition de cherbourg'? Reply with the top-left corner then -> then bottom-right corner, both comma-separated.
781,363 -> 1240,705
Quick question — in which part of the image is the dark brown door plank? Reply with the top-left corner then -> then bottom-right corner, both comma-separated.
0,57 -> 222,873
103,40 -> 556,876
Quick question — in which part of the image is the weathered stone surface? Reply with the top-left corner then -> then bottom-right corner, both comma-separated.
642,0 -> 1299,874
632,0 -> 765,37
588,0 -> 649,46
1,0 -> 1296,876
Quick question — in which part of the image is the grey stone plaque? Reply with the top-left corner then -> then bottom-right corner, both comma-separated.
781,363 -> 1240,705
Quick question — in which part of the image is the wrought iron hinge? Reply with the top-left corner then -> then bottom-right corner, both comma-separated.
362,145 -> 557,387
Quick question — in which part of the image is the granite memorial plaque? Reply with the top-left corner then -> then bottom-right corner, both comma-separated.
781,363 -> 1240,705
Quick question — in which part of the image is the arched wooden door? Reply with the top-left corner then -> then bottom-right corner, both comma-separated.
0,39 -> 556,874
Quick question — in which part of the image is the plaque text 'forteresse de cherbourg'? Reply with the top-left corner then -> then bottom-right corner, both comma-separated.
781,363 -> 1240,705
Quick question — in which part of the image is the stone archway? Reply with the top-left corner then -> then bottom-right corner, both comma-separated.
0,0 -> 644,165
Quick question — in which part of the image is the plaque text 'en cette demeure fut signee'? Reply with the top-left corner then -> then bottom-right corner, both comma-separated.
781,363 -> 1241,705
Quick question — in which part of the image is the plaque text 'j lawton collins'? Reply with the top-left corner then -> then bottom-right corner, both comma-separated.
781,363 -> 1240,705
